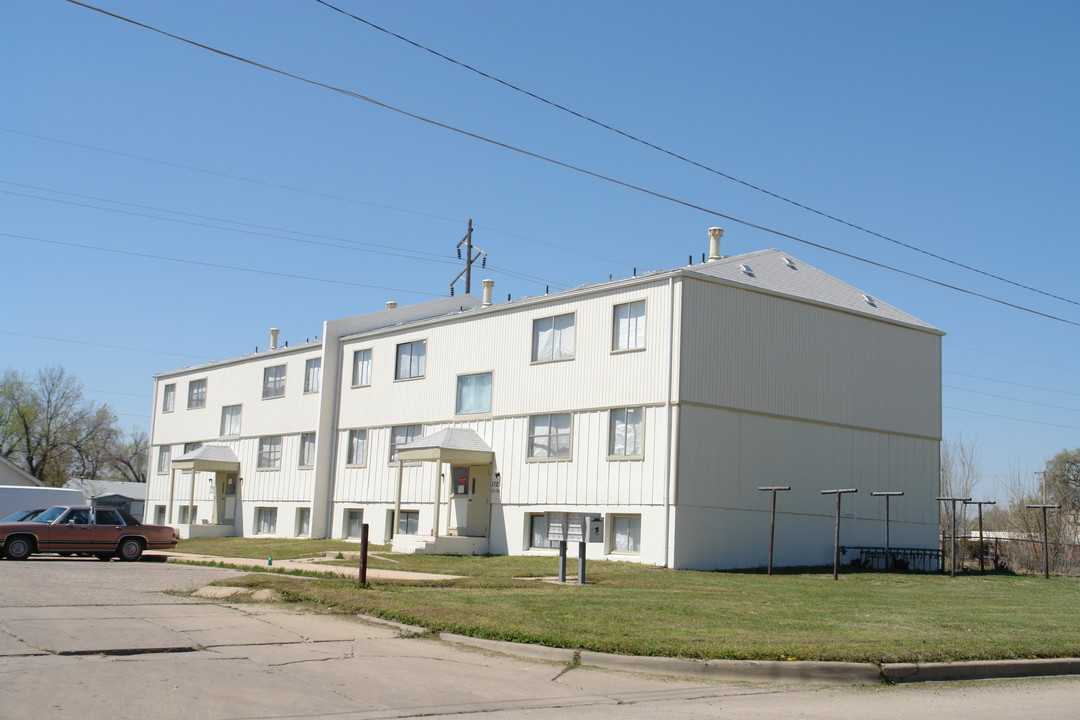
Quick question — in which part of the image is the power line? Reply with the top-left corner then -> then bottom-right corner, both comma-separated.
2,232 -> 445,297
945,371 -> 1080,398
311,0 -> 1080,311
944,384 -> 1080,413
56,1 -> 1080,331
944,342 -> 1080,375
943,406 -> 1080,432
0,330 -> 216,360
87,389 -> 152,399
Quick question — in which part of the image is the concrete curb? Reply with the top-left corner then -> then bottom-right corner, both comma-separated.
442,633 -> 577,664
882,658 -> 1080,683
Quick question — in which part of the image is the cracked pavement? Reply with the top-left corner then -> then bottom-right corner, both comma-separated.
2,556 -> 1079,719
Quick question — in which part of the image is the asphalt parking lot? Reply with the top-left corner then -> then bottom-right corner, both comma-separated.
2,555 -> 1079,720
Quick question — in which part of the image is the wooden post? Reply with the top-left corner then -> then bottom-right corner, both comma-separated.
821,489 -> 857,580
359,523 -> 369,585
758,486 -> 791,576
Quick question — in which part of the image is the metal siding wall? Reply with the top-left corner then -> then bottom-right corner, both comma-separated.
680,279 -> 940,438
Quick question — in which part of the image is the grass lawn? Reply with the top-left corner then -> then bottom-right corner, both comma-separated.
175,537 -> 1080,663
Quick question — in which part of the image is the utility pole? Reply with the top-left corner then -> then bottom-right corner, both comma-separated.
963,500 -> 996,572
821,488 -> 857,580
1027,504 -> 1061,579
935,496 -> 970,576
450,218 -> 487,296
871,491 -> 903,570
758,486 -> 791,576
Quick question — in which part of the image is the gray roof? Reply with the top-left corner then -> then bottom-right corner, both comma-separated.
173,445 -> 240,464
66,478 -> 147,502
400,428 -> 493,454
687,249 -> 938,331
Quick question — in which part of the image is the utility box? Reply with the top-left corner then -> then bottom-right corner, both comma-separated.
586,514 -> 604,543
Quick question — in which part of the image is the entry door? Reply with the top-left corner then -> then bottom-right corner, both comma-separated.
221,474 -> 237,524
466,466 -> 492,538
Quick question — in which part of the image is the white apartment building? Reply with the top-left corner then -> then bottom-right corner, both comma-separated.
146,230 -> 942,570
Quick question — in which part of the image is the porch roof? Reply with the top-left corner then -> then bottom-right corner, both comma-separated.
396,428 -> 494,464
171,445 -> 240,472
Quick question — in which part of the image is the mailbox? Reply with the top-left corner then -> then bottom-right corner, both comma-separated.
586,514 -> 604,543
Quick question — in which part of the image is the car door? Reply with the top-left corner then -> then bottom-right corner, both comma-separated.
44,507 -> 94,551
90,508 -> 126,552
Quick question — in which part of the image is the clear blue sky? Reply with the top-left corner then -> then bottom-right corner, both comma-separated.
3,0 -> 1078,501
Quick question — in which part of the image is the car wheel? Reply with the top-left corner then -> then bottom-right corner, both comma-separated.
117,538 -> 143,562
4,537 -> 33,561
95,552 -> 113,561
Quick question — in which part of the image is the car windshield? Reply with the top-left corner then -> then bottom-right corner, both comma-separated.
32,506 -> 68,524
1,509 -> 43,522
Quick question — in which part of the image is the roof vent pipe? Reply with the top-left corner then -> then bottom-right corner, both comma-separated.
708,227 -> 724,261
269,328 -> 280,350
482,279 -> 495,308
386,301 -> 398,310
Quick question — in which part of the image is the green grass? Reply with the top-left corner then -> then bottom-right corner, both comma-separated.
177,538 -> 1080,663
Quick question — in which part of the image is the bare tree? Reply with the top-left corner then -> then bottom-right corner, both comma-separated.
999,465 -> 1071,575
108,428 -> 149,483
939,434 -> 980,542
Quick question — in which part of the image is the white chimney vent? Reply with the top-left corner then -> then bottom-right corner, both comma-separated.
708,227 -> 724,261
269,328 -> 280,350
386,301 -> 398,310
482,279 -> 495,308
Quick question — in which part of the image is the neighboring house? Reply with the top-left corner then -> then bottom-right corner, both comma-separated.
0,456 -> 43,487
146,231 -> 942,570
64,478 -> 147,521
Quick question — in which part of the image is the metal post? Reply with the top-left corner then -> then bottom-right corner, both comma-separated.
558,540 -> 567,583
359,523 -> 369,585
821,489 -> 857,580
964,500 -> 996,573
758,486 -> 791,575
935,496 -> 970,576
1027,504 -> 1061,579
872,491 -> 903,570
464,218 -> 473,294
577,541 -> 586,585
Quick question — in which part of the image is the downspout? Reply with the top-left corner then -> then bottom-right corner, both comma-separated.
662,275 -> 677,567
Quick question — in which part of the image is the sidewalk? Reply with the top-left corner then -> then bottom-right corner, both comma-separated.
148,550 -> 461,581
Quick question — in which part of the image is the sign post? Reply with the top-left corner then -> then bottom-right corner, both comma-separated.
821,489 -> 857,580
757,486 -> 791,576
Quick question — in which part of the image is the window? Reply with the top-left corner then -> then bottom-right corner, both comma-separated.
94,508 -> 123,525
304,357 -> 321,393
162,384 -> 175,413
263,365 -> 286,398
257,436 -> 282,470
220,405 -> 241,437
613,300 -> 646,351
528,414 -> 571,459
178,505 -> 198,524
295,507 -> 311,536
154,505 -> 166,525
299,432 -> 316,467
255,507 -> 277,535
183,442 -> 202,455
611,515 -> 641,554
395,340 -> 426,379
345,509 -> 364,538
187,379 -> 206,409
529,514 -> 558,549
346,429 -> 366,465
390,424 -> 423,462
531,313 -> 574,362
609,407 -> 644,457
456,372 -> 492,415
397,510 -> 419,535
352,348 -> 372,386
157,446 -> 171,474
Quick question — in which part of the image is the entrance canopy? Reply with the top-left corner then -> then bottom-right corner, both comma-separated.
396,428 -> 493,464
171,445 -> 240,473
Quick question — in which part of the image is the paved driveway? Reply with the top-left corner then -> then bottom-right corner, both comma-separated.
1,555 -> 1078,719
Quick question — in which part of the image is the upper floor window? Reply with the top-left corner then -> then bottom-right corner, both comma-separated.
395,341 -> 426,380
162,384 -> 175,413
304,357 -> 321,393
257,436 -> 282,470
532,313 -> 575,362
456,372 -> 492,415
346,429 -> 367,466
220,405 -> 241,437
156,445 -> 171,474
352,348 -> 372,386
528,413 -> 571,459
609,407 -> 644,457
263,365 -> 286,399
299,432 -> 316,467
187,379 -> 206,409
390,424 -> 423,462
183,442 -> 202,455
613,300 -> 646,351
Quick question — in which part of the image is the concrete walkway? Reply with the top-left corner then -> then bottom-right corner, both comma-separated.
150,550 -> 462,581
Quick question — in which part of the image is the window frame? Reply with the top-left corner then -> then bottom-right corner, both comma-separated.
528,514 -> 559,550
389,424 -> 423,464
530,312 -> 576,363
394,340 -> 427,380
345,428 -> 367,467
304,357 -> 322,394
612,299 -> 647,353
608,407 -> 645,460
254,507 -> 277,535
610,514 -> 642,554
351,348 -> 373,387
262,364 -> 287,399
299,432 -> 316,468
344,509 -> 364,539
455,371 -> 493,416
295,507 -> 311,537
257,435 -> 282,470
527,413 -> 572,461
220,404 -> 242,438
397,510 -> 420,536
162,383 -> 175,413
156,446 -> 171,474
187,378 -> 207,409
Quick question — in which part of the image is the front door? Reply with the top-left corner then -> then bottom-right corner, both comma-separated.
215,474 -> 237,524
448,465 -> 491,537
